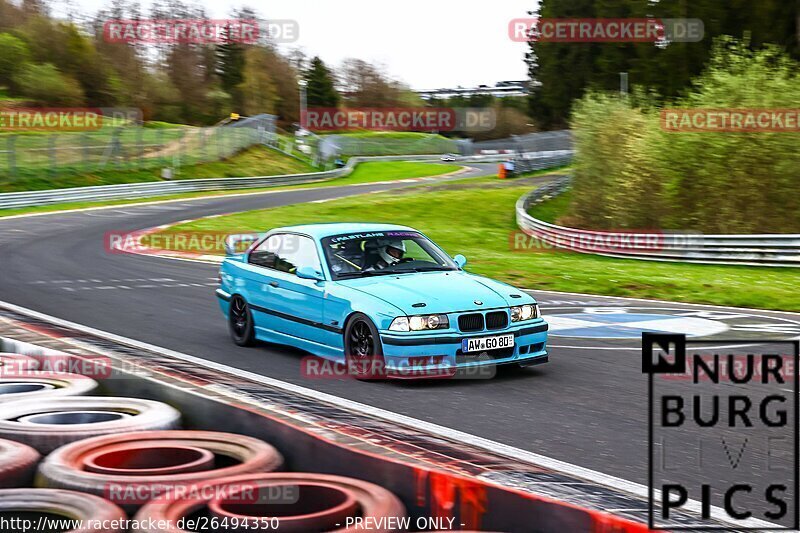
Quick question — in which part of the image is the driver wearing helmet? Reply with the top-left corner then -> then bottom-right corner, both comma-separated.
368,238 -> 406,270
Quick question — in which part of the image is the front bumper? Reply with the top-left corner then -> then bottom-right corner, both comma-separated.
379,321 -> 548,377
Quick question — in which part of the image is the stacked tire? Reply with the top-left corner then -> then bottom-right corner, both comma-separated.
0,397 -> 181,453
0,438 -> 40,488
38,431 -> 284,511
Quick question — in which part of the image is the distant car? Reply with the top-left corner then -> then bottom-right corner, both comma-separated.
217,223 -> 548,379
440,154 -> 457,161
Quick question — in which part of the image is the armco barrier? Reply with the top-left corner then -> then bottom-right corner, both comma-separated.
0,155 -> 411,210
0,152 -> 571,210
516,177 -> 800,267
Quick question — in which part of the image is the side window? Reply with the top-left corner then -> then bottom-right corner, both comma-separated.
249,234 -> 321,275
249,235 -> 279,269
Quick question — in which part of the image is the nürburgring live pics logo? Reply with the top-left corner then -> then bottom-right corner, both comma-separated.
643,333 -> 799,529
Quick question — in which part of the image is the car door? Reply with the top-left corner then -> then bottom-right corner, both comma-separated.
256,233 -> 327,346
239,234 -> 284,335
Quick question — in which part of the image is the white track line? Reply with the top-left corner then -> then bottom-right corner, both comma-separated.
0,299 -> 776,529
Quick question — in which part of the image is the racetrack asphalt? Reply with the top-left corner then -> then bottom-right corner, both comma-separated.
2,162 -> 798,521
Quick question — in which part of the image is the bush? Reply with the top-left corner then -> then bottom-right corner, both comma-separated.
0,33 -> 31,86
569,38 -> 800,233
14,63 -> 85,106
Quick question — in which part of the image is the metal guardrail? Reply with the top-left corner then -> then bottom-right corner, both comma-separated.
470,130 -> 573,155
516,177 -> 800,267
0,155 -> 421,210
0,151 -> 575,210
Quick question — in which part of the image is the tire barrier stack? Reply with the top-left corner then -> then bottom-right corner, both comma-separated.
0,347 -> 411,532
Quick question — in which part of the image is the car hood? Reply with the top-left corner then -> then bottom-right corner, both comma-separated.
338,271 -> 521,315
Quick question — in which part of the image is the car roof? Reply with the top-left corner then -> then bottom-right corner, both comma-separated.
270,223 -> 419,239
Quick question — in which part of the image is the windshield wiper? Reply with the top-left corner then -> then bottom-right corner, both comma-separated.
335,270 -> 394,279
390,266 -> 454,273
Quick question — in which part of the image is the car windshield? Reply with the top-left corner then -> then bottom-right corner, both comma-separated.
321,231 -> 458,280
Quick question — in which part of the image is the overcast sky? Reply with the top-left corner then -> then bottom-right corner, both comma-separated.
62,0 -> 537,89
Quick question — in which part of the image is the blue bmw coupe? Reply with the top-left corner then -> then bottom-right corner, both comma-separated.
216,223 -> 548,379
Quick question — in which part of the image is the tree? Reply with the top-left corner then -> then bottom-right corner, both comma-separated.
0,0 -> 25,32
338,58 -> 407,107
525,0 -> 598,129
260,47 -> 300,125
526,0 -> 800,129
304,56 -> 339,108
237,47 -> 278,115
0,33 -> 31,87
14,63 -> 84,105
216,23 -> 247,109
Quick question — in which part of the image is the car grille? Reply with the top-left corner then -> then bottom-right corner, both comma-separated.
458,313 -> 484,332
485,311 -> 508,330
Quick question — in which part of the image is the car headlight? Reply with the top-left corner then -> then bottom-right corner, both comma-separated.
511,304 -> 539,322
389,314 -> 449,331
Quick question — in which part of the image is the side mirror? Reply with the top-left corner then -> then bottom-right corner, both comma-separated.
296,266 -> 325,282
453,254 -> 467,268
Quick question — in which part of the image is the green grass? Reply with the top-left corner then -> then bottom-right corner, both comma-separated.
0,160 -> 463,218
163,180 -> 800,312
527,189 -> 573,224
327,161 -> 460,186
0,145 -> 314,193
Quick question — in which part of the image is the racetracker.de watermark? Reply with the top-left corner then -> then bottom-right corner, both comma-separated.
103,18 -> 298,44
508,18 -> 704,42
661,109 -> 800,132
509,229 -> 703,254
301,357 -> 497,380
0,354 -> 113,379
105,231 -> 262,256
104,481 -> 297,506
0,108 -> 141,132
301,107 -> 496,133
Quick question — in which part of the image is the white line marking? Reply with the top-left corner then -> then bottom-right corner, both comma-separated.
0,299 -> 777,529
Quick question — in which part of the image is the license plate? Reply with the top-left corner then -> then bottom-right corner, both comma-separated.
461,334 -> 515,353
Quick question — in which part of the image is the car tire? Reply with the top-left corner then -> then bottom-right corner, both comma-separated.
229,295 -> 256,347
0,438 -> 40,488
39,430 -> 284,511
0,372 -> 98,403
0,397 -> 181,453
133,473 -> 405,533
344,313 -> 386,380
0,489 -> 126,531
